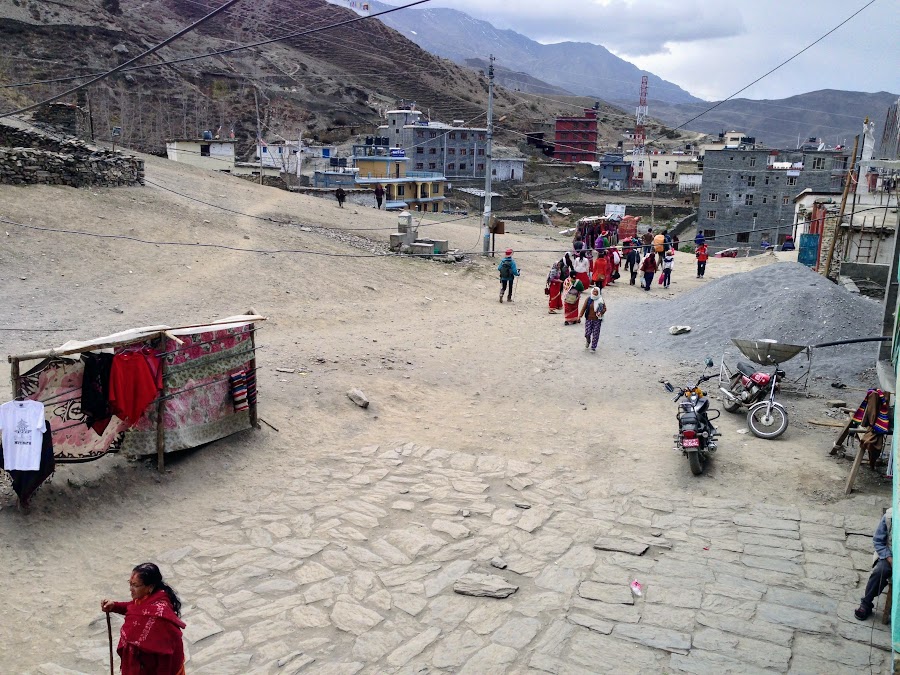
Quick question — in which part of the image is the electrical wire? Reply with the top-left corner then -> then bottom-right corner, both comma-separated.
646,0 -> 879,143
0,0 -> 246,118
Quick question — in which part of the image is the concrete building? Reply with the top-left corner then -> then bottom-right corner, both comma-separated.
313,139 -> 446,212
256,141 -> 300,174
165,138 -> 237,172
676,162 -> 703,192
699,131 -> 754,155
597,153 -> 631,191
697,147 -> 849,249
378,109 -> 489,180
553,109 -> 599,163
490,147 -> 527,182
879,97 -> 900,160
629,151 -> 699,187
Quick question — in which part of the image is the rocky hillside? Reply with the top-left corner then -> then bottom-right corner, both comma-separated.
645,89 -> 899,150
0,0 -> 575,155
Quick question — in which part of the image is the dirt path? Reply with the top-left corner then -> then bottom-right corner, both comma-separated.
0,155 -> 889,672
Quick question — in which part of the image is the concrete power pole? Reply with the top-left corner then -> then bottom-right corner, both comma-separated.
481,55 -> 495,256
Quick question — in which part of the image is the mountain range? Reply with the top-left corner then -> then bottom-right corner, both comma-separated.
371,1 -> 899,150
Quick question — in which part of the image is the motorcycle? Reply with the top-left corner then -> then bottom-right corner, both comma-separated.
664,359 -> 722,476
719,360 -> 789,439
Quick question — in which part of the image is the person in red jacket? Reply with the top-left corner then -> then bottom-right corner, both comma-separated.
639,252 -> 658,291
101,563 -> 186,675
696,242 -> 709,278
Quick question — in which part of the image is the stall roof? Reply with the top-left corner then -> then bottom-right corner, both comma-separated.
9,314 -> 265,362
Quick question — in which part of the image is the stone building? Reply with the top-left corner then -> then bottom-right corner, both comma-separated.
696,147 -> 849,249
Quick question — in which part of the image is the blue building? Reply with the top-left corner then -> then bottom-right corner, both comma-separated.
598,153 -> 631,190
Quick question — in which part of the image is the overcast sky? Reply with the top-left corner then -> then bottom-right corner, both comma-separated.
394,0 -> 899,101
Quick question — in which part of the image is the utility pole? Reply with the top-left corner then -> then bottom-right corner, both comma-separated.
296,129 -> 303,188
481,55 -> 495,256
253,89 -> 263,186
650,180 -> 655,228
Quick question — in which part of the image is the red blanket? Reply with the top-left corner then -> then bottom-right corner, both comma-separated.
113,591 -> 186,675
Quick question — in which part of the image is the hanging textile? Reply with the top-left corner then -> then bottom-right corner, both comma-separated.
120,326 -> 254,457
229,371 -> 249,412
0,399 -> 46,471
852,389 -> 891,433
18,358 -> 129,463
81,352 -> 114,434
109,348 -> 162,423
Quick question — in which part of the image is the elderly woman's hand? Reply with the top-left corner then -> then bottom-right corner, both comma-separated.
100,599 -> 116,613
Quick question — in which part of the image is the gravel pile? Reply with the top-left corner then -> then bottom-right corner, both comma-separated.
617,262 -> 884,385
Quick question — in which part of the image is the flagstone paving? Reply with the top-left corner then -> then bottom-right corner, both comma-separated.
35,443 -> 891,674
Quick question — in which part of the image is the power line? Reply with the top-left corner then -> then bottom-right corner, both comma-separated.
647,0 -> 878,143
0,0 -> 434,93
0,0 -> 246,118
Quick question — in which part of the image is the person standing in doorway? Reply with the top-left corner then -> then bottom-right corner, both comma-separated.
498,248 -> 519,303
640,251 -> 658,291
662,248 -> 675,288
579,286 -> 606,352
335,186 -> 346,208
374,183 -> 385,209
696,241 -> 709,278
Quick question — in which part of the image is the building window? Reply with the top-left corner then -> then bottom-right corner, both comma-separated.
478,163 -> 484,171
765,176 -> 769,185
477,148 -> 484,156
429,163 -> 436,169
448,163 -> 455,170
782,196 -> 790,205
478,133 -> 486,141
492,168 -> 497,176
787,177 -> 797,186
652,160 -> 658,167
613,166 -> 621,173
749,157 -> 756,167
416,147 -> 423,154
833,156 -> 848,171
706,210 -> 717,219
708,193 -> 718,202
747,176 -> 755,187
397,185 -> 405,196
745,195 -> 753,205
416,130 -> 424,138
812,157 -> 825,169
432,183 -> 441,194
651,172 -> 657,179
449,132 -> 456,140
736,232 -> 750,243
433,203 -> 439,212
460,148 -> 467,155
461,132 -> 468,140
459,164 -> 466,171
448,148 -> 455,155
200,144 -> 211,156
762,196 -> 767,204
415,163 -> 423,169
429,132 -> 437,138
429,147 -> 436,154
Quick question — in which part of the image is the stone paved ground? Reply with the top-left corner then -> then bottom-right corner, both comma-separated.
35,443 -> 891,674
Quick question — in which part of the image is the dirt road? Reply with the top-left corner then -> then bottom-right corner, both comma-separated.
0,155 -> 889,672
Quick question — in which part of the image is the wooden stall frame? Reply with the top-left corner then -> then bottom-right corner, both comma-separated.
7,314 -> 264,473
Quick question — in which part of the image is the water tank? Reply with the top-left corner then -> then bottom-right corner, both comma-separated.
202,130 -> 213,140
365,137 -> 374,145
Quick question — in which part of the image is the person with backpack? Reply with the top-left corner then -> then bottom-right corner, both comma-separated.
662,248 -> 675,288
696,241 -> 709,278
497,248 -> 519,303
639,252 -> 658,291
578,285 -> 606,353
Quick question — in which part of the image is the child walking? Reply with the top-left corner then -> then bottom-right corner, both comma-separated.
662,248 -> 675,288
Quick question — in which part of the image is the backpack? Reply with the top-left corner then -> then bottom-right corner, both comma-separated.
499,259 -> 514,280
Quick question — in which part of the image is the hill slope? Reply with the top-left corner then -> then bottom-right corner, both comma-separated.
0,0 -> 568,153
617,89 -> 899,150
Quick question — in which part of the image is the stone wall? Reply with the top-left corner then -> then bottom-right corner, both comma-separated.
0,122 -> 143,187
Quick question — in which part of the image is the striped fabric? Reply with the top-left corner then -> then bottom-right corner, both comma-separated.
852,389 -> 891,434
230,371 -> 248,412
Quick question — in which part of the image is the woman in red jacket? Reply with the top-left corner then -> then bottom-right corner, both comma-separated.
696,242 -> 709,278
101,563 -> 186,675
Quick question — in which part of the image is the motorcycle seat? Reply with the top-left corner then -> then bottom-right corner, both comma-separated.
737,362 -> 757,377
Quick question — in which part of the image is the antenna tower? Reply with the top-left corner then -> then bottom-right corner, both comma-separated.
632,76 -> 648,187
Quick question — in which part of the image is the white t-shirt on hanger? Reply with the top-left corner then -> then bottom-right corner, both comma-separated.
0,400 -> 47,471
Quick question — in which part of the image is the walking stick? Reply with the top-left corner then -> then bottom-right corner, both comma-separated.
106,612 -> 114,675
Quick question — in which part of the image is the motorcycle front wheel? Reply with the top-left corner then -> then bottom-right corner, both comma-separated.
747,404 -> 789,439
722,375 -> 743,413
688,451 -> 705,476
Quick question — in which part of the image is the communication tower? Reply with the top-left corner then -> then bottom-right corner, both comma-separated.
631,76 -> 648,188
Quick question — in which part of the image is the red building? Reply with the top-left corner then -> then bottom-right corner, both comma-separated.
553,109 -> 599,163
